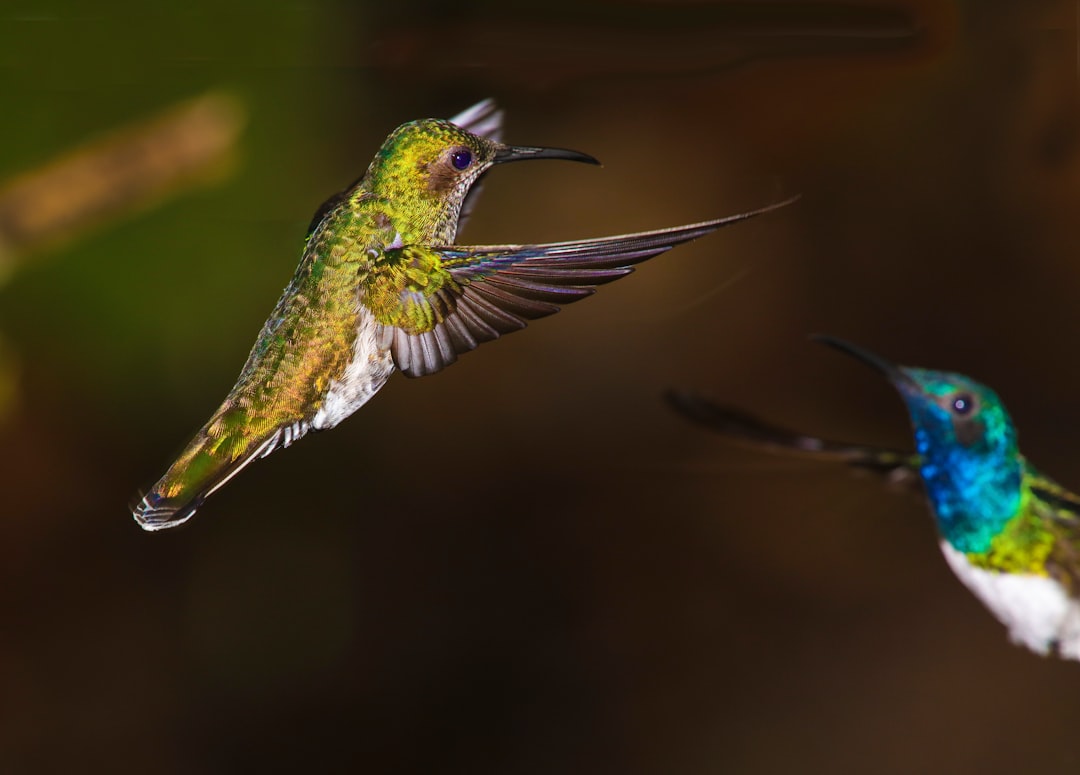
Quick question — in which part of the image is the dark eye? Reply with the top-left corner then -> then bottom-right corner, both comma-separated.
951,393 -> 974,415
450,149 -> 472,170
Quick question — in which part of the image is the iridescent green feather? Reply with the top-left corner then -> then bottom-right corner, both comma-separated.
969,476 -> 1057,576
133,101 -> 795,530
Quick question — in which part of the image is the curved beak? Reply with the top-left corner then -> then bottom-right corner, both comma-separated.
812,335 -> 920,394
492,144 -> 600,166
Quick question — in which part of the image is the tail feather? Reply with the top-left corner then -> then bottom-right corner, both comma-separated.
132,413 -> 308,531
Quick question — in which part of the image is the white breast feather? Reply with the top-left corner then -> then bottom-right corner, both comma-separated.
312,307 -> 395,430
940,541 -> 1080,659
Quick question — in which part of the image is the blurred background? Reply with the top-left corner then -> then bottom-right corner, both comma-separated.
2,0 -> 1079,772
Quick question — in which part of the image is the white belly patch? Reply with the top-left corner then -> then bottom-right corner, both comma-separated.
312,307 -> 395,430
940,541 -> 1080,659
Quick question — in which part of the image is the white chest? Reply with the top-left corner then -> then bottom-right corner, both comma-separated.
940,541 -> 1080,660
311,307 -> 395,431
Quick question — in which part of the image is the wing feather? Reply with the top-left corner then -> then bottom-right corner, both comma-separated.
1027,472 -> 1080,595
665,389 -> 922,488
466,280 -> 565,318
381,196 -> 797,378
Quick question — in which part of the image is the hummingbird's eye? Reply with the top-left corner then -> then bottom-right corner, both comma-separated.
951,393 -> 975,415
450,148 -> 473,171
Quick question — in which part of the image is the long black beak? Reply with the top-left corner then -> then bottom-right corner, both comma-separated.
492,144 -> 600,166
812,335 -> 920,394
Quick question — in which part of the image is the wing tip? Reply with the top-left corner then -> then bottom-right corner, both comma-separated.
449,98 -> 503,141
664,388 -> 716,423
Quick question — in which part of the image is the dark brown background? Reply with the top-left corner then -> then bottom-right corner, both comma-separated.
2,1 -> 1078,772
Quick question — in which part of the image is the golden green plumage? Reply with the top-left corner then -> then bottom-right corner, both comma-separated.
133,99 -> 796,530
968,480 -> 1055,575
359,119 -> 492,244
364,246 -> 460,334
139,118 -> 492,524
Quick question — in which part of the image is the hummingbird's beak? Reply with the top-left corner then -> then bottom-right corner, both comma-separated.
492,144 -> 600,166
812,335 -> 921,395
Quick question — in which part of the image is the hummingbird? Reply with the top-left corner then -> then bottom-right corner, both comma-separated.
667,336 -> 1080,661
133,99 -> 796,530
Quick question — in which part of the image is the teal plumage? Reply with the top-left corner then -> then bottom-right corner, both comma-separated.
669,336 -> 1080,660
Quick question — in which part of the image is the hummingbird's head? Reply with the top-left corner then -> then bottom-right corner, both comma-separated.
368,117 -> 598,241
816,336 -> 1022,553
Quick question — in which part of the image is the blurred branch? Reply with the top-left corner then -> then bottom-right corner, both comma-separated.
371,1 -> 936,84
0,91 -> 247,285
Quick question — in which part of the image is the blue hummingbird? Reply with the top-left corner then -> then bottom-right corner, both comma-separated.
668,336 -> 1080,661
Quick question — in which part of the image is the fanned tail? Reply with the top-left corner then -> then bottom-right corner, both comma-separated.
132,409 -> 309,531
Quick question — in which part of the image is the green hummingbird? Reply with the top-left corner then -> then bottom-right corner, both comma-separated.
133,100 -> 795,530
668,336 -> 1080,661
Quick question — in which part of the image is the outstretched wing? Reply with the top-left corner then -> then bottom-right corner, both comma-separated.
375,196 -> 797,377
665,389 -> 922,488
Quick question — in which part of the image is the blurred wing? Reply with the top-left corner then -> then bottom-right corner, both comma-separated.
448,98 -> 504,237
1023,468 -> 1080,595
1028,469 -> 1080,592
665,389 -> 922,488
384,198 -> 796,377
1030,472 -> 1080,523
